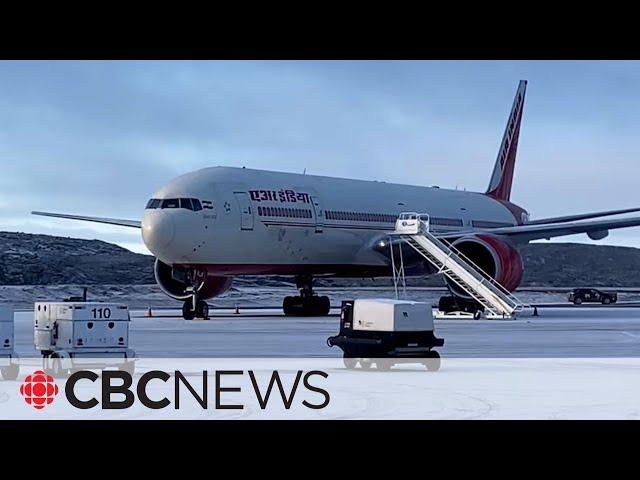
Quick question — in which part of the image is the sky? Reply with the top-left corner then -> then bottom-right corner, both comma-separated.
1,60 -> 640,254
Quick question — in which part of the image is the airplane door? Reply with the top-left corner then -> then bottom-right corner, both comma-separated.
311,195 -> 323,233
233,192 -> 254,231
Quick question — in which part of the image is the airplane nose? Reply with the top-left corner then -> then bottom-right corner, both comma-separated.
142,211 -> 175,252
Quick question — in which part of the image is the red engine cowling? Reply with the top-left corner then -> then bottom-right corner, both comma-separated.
154,259 -> 233,300
447,234 -> 524,298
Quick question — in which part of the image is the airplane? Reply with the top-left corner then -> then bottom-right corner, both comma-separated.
33,80 -> 640,319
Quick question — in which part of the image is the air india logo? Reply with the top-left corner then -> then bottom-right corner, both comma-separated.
20,370 -> 59,410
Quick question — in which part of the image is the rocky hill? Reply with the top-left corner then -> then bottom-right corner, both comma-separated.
1,231 -> 640,287
0,232 -> 153,285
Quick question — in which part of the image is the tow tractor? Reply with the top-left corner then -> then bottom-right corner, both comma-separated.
34,300 -> 135,378
327,299 -> 444,371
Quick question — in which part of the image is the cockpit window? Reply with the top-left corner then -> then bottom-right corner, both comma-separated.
179,198 -> 193,210
146,198 -> 204,211
161,198 -> 180,209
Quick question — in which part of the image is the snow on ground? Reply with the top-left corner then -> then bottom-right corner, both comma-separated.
5,303 -> 640,419
2,357 -> 640,419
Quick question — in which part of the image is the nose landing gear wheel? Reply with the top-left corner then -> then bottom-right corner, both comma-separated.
196,300 -> 209,319
182,299 -> 209,320
182,301 -> 196,320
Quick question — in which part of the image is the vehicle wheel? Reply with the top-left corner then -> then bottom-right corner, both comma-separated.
376,359 -> 392,371
51,357 -> 69,379
0,364 -> 19,381
343,357 -> 357,370
196,300 -> 209,319
182,301 -> 196,320
473,310 -> 482,320
574,298 -> 582,305
360,358 -> 372,370
603,298 -> 611,305
119,362 -> 135,376
424,351 -> 441,372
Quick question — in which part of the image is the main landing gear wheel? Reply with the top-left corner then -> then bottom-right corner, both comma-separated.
283,295 -> 330,316
282,275 -> 331,316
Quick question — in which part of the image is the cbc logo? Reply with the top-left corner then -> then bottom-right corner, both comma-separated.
20,370 -> 59,410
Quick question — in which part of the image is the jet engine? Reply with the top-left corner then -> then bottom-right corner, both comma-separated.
154,259 -> 232,300
446,234 -> 523,297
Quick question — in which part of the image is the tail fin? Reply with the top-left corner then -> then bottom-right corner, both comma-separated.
486,80 -> 527,201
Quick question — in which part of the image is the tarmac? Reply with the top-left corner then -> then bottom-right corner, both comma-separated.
11,305 -> 640,358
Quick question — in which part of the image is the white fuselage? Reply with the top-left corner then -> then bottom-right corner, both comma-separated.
141,167 -> 522,277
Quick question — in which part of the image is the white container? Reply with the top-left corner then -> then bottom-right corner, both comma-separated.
352,299 -> 434,332
34,302 -> 131,353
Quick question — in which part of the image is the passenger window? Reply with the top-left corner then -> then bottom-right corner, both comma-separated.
180,198 -> 193,210
192,199 -> 202,211
161,199 -> 179,209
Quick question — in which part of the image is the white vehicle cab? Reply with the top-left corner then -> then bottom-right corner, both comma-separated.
394,212 -> 430,235
34,301 -> 135,378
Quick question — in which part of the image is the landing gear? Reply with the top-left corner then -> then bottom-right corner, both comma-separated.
282,275 -> 331,316
179,268 -> 211,320
182,298 -> 209,320
438,295 -> 484,317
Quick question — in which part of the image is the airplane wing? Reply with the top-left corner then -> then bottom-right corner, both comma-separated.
31,211 -> 141,228
446,216 -> 640,243
526,207 -> 640,225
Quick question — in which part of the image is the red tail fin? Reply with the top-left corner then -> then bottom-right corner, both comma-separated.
486,80 -> 527,201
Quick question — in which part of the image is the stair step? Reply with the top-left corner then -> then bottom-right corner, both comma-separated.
396,230 -> 528,317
